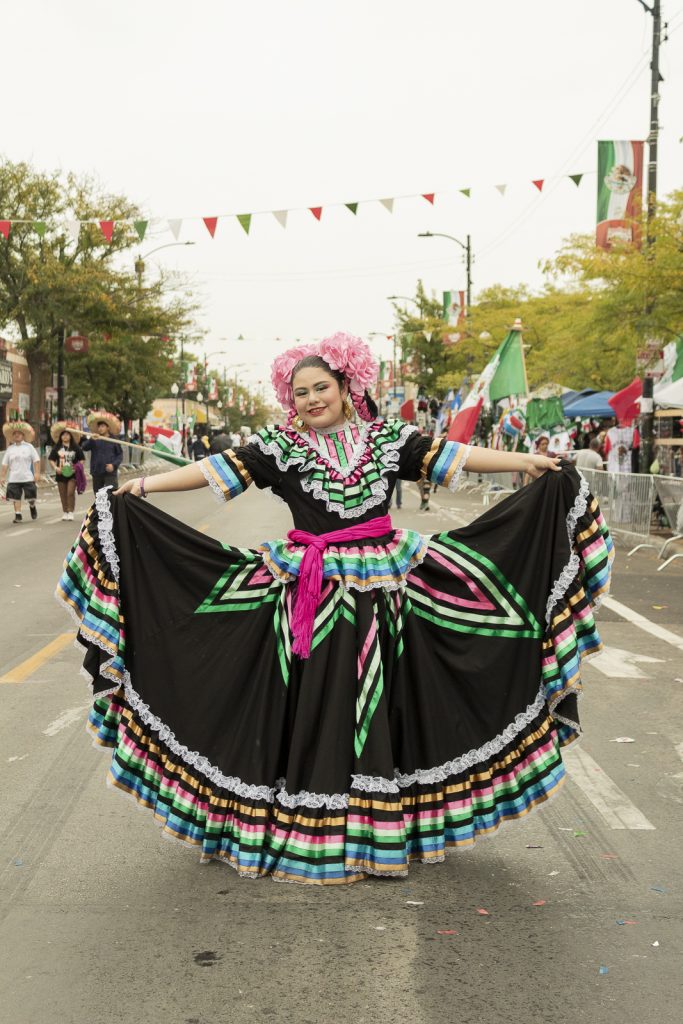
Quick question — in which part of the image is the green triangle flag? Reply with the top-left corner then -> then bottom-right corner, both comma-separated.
134,220 -> 148,241
569,174 -> 583,187
33,222 -> 46,237
459,188 -> 471,198
237,214 -> 251,235
489,328 -> 528,403
345,203 -> 358,215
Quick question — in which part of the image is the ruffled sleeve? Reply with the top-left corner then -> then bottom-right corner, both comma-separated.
397,431 -> 434,480
200,427 -> 285,503
420,437 -> 470,490
199,448 -> 255,502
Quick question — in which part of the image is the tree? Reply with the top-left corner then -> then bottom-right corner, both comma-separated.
65,333 -> 178,425
541,189 -> 683,385
0,160 -> 196,435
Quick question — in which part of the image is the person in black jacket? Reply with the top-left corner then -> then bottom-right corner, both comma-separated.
81,411 -> 123,493
209,428 -> 231,455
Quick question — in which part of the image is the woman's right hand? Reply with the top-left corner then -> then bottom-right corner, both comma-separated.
113,478 -> 143,496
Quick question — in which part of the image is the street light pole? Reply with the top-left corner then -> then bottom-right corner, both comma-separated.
417,232 -> 472,311
57,324 -> 66,420
135,241 -> 195,287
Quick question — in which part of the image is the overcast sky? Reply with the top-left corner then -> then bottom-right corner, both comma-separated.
5,0 -> 683,386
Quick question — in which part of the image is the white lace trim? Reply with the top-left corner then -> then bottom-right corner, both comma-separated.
277,788 -> 349,811
199,459 -> 228,503
544,472 -> 590,626
248,421 -> 418,520
95,486 -> 120,582
389,685 -> 547,789
447,444 -> 471,492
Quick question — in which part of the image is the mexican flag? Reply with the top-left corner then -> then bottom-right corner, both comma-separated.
147,426 -> 188,466
596,140 -> 643,250
461,326 -> 528,410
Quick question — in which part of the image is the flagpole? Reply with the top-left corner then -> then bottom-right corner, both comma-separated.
83,433 -> 193,464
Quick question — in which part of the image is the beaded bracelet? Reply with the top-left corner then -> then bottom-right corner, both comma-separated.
139,477 -> 147,498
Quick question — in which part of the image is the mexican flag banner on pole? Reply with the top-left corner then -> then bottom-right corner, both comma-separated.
596,140 -> 643,250
147,426 -> 188,465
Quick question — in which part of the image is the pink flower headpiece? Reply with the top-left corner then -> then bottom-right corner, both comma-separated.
270,332 -> 379,418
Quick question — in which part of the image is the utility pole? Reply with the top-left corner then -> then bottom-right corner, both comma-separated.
57,324 -> 66,421
465,234 -> 472,313
639,0 -> 664,244
636,0 -> 666,471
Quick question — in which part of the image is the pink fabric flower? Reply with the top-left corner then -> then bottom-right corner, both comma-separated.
318,332 -> 378,395
270,343 -> 317,410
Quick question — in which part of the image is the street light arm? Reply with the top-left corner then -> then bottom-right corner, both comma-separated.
418,231 -> 466,251
139,242 -> 195,261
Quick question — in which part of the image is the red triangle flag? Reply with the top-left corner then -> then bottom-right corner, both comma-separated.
608,377 -> 642,427
203,217 -> 218,238
0,221 -> 10,239
422,193 -> 435,204
310,207 -> 323,221
532,180 -> 544,192
447,397 -> 483,442
99,221 -> 114,242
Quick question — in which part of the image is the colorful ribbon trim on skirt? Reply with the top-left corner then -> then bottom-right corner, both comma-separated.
287,514 -> 393,658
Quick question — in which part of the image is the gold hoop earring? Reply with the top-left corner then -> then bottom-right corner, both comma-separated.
293,415 -> 306,430
344,396 -> 355,419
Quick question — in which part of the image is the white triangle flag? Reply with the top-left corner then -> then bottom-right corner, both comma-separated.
423,331 -> 433,342
65,220 -> 81,244
380,198 -> 394,213
273,210 -> 288,229
495,184 -> 507,196
167,219 -> 183,239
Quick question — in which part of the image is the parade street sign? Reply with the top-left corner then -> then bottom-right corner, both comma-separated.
65,333 -> 89,354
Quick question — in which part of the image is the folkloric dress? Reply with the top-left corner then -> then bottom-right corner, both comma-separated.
56,418 -> 613,885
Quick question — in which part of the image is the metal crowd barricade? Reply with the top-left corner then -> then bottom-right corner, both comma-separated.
578,468 -> 656,546
652,474 -> 683,571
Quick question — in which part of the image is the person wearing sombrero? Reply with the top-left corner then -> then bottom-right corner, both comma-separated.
1,421 -> 41,524
48,422 -> 85,521
81,411 -> 123,494
56,333 -> 613,885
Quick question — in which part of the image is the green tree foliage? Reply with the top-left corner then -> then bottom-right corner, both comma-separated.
0,160 -> 196,431
66,333 -> 178,425
393,190 -> 683,396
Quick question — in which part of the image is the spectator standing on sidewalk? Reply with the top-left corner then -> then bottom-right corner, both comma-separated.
573,438 -> 603,471
604,418 -> 639,474
0,421 -> 41,524
48,422 -> 85,520
81,411 -> 123,494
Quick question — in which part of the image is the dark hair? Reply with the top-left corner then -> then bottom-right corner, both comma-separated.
291,355 -> 346,391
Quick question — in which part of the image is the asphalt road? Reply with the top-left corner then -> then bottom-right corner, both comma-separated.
1,476 -> 681,1024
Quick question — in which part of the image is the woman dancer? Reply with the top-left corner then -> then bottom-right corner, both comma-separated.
56,333 -> 613,885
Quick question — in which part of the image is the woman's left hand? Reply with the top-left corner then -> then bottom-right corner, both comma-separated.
523,454 -> 562,479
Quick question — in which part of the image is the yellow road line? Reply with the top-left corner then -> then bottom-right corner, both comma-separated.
0,632 -> 76,685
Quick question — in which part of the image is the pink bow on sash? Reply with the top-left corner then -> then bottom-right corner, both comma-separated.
287,514 -> 393,659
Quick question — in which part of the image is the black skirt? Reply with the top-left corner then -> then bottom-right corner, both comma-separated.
56,466 -> 613,884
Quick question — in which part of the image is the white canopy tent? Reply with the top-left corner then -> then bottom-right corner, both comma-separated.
654,378 -> 683,408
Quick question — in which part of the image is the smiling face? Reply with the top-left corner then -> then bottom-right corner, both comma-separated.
60,431 -> 72,446
292,365 -> 348,431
